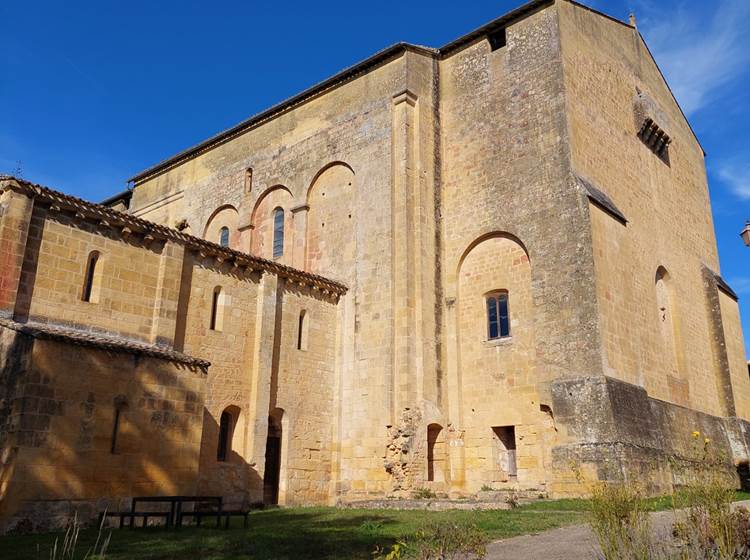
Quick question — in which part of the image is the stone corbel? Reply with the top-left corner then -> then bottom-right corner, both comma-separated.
392,89 -> 418,107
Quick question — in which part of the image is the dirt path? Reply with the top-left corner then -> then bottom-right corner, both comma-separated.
486,500 -> 750,560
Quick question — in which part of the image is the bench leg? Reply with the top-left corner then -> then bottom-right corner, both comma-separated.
244,514 -> 249,529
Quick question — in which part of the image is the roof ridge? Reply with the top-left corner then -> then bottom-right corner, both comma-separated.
126,0 -> 557,184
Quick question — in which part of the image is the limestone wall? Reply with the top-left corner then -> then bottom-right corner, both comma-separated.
0,331 -> 207,533
129,48 -> 444,500
437,4 -> 600,493
558,0 -> 749,419
16,206 -> 166,343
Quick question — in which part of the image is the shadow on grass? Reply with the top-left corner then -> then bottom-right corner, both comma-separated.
0,508 -> 404,560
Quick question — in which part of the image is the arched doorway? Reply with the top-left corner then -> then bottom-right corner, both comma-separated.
263,409 -> 283,505
427,423 -> 446,483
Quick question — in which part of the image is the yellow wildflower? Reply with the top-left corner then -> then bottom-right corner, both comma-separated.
692,431 -> 700,437
704,438 -> 710,444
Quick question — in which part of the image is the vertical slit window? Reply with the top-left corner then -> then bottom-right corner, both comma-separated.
210,287 -> 224,331
82,251 -> 100,303
486,291 -> 510,340
297,310 -> 308,351
111,401 -> 127,454
273,208 -> 284,258
219,226 -> 229,248
217,410 -> 232,461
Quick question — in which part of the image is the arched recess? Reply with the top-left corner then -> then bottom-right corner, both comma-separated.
203,205 -> 239,248
306,163 -> 355,281
655,266 -> 684,378
456,233 -> 533,365
426,423 -> 446,483
455,232 -> 534,485
250,186 -> 293,261
216,405 -> 243,462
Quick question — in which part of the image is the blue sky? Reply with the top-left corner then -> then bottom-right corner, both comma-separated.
1,0 -> 749,353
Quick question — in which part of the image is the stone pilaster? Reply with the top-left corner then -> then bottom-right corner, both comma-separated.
0,183 -> 34,319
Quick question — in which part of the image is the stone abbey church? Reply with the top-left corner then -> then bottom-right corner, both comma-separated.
1,0 -> 748,531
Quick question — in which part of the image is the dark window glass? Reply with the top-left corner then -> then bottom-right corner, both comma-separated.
487,298 -> 499,339
210,288 -> 220,330
273,208 -> 284,258
487,292 -> 510,340
110,407 -> 122,454
219,227 -> 229,248
499,295 -> 510,337
217,411 -> 231,461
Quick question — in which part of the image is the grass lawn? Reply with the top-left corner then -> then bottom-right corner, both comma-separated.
1,504 -> 583,560
3,492 -> 749,560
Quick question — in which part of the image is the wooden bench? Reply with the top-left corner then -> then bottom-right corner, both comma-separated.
99,511 -> 171,529
177,509 -> 250,529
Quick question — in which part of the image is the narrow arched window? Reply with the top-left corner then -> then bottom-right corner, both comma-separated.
244,167 -> 253,194
297,310 -> 309,351
217,410 -> 233,461
272,208 -> 284,258
486,291 -> 510,340
82,251 -> 101,303
210,286 -> 224,331
111,398 -> 127,454
219,226 -> 230,248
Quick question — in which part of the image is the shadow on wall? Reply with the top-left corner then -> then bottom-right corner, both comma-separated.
196,406 -> 265,511
0,328 -> 261,534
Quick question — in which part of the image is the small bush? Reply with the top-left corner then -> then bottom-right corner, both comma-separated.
375,520 -> 488,560
668,433 -> 748,559
589,481 -> 651,560
585,431 -> 750,560
505,491 -> 520,509
360,519 -> 385,534
412,488 -> 437,500
480,485 -> 494,492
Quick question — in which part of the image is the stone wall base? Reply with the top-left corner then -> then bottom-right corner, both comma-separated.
1,497 -> 133,535
548,376 -> 750,496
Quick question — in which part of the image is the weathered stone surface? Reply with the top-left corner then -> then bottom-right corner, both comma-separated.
0,0 -> 748,532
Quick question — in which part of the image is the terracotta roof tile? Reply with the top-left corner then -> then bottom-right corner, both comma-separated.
0,176 -> 347,296
0,317 -> 210,369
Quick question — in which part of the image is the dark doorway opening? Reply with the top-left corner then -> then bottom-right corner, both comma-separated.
263,411 -> 283,505
492,426 -> 517,480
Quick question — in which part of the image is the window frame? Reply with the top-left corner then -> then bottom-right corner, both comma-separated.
82,251 -> 101,303
210,286 -> 224,331
272,207 -> 284,258
485,290 -> 511,341
219,226 -> 230,248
